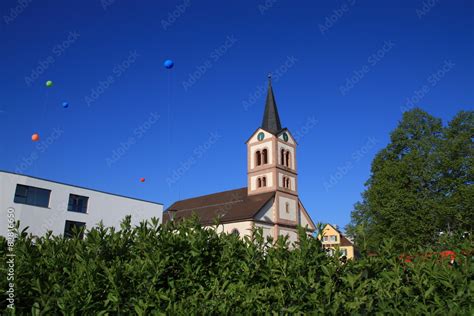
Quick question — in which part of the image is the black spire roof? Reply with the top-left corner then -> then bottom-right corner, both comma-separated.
261,75 -> 282,135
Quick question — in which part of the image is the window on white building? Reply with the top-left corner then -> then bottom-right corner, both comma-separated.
64,220 -> 86,239
68,194 -> 89,213
14,184 -> 51,208
262,149 -> 268,164
256,151 -> 262,166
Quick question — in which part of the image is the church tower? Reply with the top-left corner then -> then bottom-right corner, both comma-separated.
246,76 -> 300,224
165,75 -> 316,240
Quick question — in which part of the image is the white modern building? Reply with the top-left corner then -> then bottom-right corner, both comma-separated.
0,170 -> 163,238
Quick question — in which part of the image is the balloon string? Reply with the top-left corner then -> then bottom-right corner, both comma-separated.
167,71 -> 171,173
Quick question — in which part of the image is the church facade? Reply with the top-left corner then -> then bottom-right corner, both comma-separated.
164,78 -> 316,242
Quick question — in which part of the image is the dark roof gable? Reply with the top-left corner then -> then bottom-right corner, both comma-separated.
164,188 -> 275,225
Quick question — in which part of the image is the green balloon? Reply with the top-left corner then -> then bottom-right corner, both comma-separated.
45,80 -> 53,87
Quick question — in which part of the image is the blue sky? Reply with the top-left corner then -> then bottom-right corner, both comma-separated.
1,0 -> 473,231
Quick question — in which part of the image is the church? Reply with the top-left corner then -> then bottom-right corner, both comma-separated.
163,77 -> 316,243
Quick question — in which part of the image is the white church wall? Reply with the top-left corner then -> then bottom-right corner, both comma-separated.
254,199 -> 274,222
278,173 -> 296,191
254,222 -> 274,241
215,221 -> 253,237
279,227 -> 298,245
277,143 -> 295,169
250,172 -> 273,191
299,205 -> 312,229
247,129 -> 273,144
278,196 -> 297,222
250,142 -> 274,168
278,133 -> 296,145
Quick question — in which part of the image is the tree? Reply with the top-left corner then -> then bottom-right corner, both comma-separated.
346,108 -> 473,251
437,111 -> 474,234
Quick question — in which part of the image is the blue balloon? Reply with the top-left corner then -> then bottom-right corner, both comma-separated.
164,59 -> 174,69
62,102 -> 69,108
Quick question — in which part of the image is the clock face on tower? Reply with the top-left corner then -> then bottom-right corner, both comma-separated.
282,132 -> 289,142
257,132 -> 265,141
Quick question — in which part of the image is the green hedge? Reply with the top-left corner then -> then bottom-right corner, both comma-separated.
1,217 -> 472,315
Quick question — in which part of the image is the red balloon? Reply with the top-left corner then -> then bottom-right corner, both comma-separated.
32,133 -> 40,142
140,177 -> 145,183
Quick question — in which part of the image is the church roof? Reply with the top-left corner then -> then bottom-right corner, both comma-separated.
261,77 -> 283,135
163,188 -> 275,225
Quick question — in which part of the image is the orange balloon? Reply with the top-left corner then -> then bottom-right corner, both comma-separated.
31,133 -> 40,142
140,177 -> 145,182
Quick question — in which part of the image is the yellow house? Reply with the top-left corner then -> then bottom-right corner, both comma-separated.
319,224 -> 355,260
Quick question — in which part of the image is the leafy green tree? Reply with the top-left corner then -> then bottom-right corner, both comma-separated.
437,111 -> 474,234
346,109 -> 473,251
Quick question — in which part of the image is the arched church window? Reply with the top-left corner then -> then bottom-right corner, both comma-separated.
262,177 -> 267,187
257,178 -> 262,188
256,151 -> 261,166
280,149 -> 285,165
262,149 -> 268,164
282,176 -> 287,188
285,151 -> 290,168
285,202 -> 290,214
231,228 -> 240,236
286,177 -> 290,189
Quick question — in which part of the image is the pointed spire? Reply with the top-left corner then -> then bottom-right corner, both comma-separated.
261,73 -> 282,135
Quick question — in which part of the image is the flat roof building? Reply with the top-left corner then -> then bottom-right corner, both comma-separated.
0,170 -> 163,238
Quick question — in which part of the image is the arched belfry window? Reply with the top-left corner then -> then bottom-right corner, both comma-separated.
256,151 -> 262,166
262,177 -> 267,187
285,151 -> 290,168
285,202 -> 290,214
257,178 -> 262,188
262,149 -> 268,164
286,177 -> 290,189
280,149 -> 285,165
